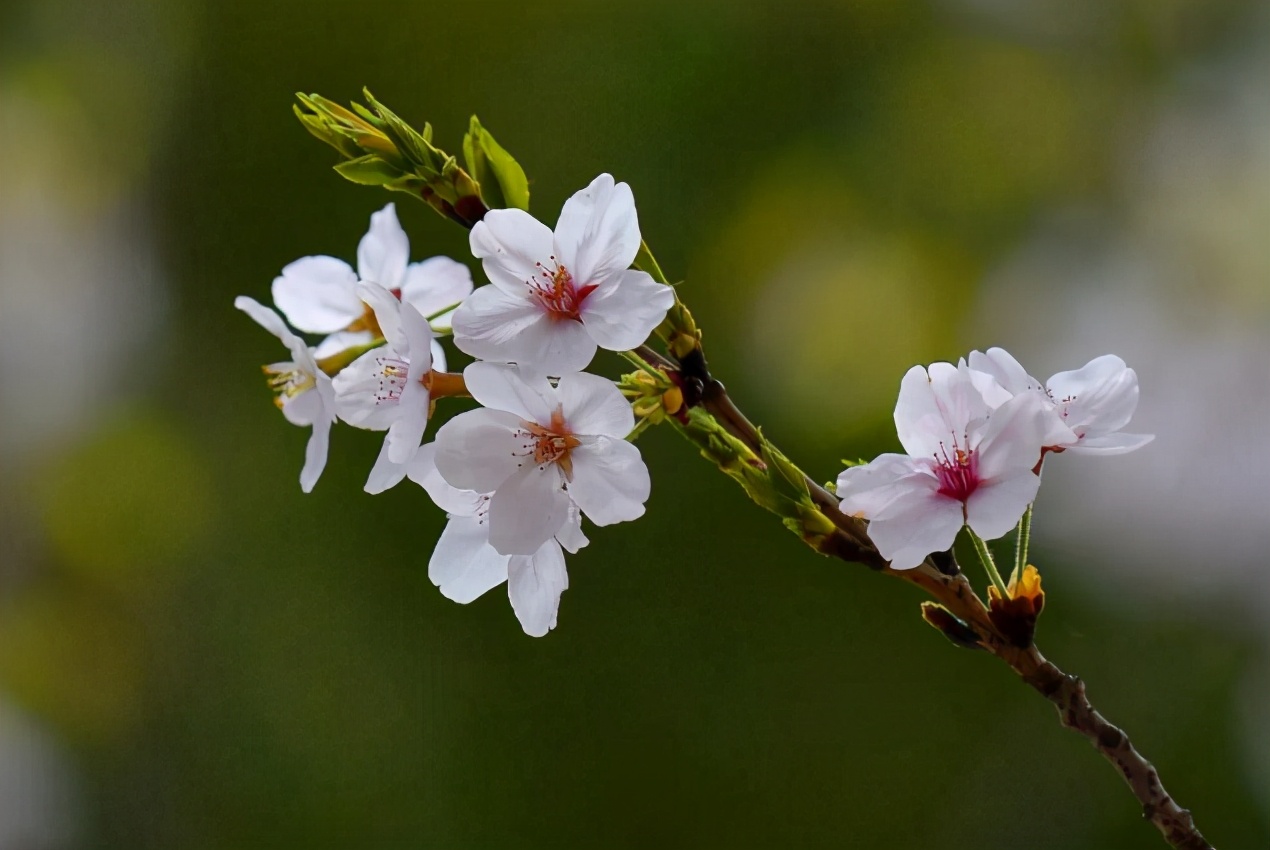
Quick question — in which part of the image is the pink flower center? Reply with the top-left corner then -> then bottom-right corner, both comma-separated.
934,439 -> 979,502
373,356 -> 410,405
514,406 -> 582,479
528,256 -> 597,322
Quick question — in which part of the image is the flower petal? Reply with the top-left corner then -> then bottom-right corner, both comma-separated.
433,408 -> 528,493
837,453 -> 930,520
555,371 -> 634,438
452,285 -> 598,373
567,436 -> 650,526
365,435 -> 409,494
356,282 -> 407,352
463,362 -> 554,423
553,174 -> 642,284
332,350 -> 401,431
270,256 -> 362,334
313,329 -> 375,360
469,209 -> 555,295
1048,355 -> 1140,438
507,540 -> 569,637
357,203 -> 410,289
400,256 -> 474,319
967,347 -> 1041,398
406,442 -> 488,515
964,471 -> 1041,540
235,296 -> 299,347
975,391 -> 1071,480
863,485 -> 964,570
299,410 -> 333,493
430,515 -> 509,604
554,503 -> 589,554
384,383 -> 430,464
487,465 -> 570,556
1064,431 -> 1155,455
578,269 -> 675,352
280,386 -> 322,427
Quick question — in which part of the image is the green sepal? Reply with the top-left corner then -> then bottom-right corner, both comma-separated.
463,116 -> 530,211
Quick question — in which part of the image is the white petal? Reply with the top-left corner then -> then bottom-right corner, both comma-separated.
553,174 -> 642,284
554,504 -> 589,554
967,347 -> 1040,398
429,339 -> 448,374
433,408 -> 527,493
406,443 -> 487,515
567,436 -> 650,526
964,471 -> 1041,540
555,372 -> 634,438
357,203 -> 410,289
331,349 -> 401,431
235,296 -> 300,347
975,391 -> 1071,480
400,256 -> 474,319
507,540 -> 569,637
365,436 -> 409,494
487,465 -> 570,556
463,362 -> 554,422
430,515 -> 509,603
279,386 -> 322,427
384,383 -> 430,464
356,282 -> 407,352
578,269 -> 675,352
313,329 -> 375,360
1064,432 -> 1155,455
270,256 -> 362,334
836,453 -> 930,520
1047,355 -> 1140,438
863,485 -> 964,570
469,209 -> 555,295
894,364 -> 949,460
299,411 -> 333,493
452,286 -> 597,374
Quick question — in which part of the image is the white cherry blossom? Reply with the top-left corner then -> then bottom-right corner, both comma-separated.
967,347 -> 1153,455
836,361 -> 1074,570
271,203 -> 473,351
452,173 -> 675,374
332,283 -> 436,468
408,443 -> 589,637
234,296 -> 337,493
433,362 -> 649,556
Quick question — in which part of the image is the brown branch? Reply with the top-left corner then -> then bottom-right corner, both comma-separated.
676,346 -> 1212,850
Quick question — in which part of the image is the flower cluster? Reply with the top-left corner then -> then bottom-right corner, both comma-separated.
237,176 -> 674,635
836,348 -> 1152,570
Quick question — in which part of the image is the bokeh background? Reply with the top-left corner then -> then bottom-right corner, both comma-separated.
1,0 -> 1268,847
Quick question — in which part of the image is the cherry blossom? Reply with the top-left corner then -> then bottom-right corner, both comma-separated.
270,203 -> 472,358
433,363 -> 649,556
234,296 -> 337,493
332,283 -> 436,470
452,174 -> 675,374
836,361 -> 1074,570
967,347 -> 1153,455
407,443 -> 589,637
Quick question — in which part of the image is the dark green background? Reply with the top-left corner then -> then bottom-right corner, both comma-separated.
1,0 -> 1266,847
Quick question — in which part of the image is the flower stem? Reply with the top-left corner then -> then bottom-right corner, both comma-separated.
1013,503 -> 1034,582
967,527 -> 1010,599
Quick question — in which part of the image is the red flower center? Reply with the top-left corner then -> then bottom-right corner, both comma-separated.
528,257 -> 597,322
934,439 -> 979,502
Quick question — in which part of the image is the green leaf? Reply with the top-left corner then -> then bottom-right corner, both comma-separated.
463,116 -> 530,211
333,155 -> 406,186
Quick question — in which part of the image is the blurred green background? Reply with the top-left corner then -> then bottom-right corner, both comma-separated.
1,0 -> 1268,847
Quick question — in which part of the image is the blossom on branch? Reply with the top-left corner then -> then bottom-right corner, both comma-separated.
967,347 -> 1153,455
234,296 -> 337,493
433,362 -> 650,556
836,361 -> 1073,570
409,443 -> 589,637
452,174 -> 675,374
270,203 -> 472,357
332,283 -> 436,475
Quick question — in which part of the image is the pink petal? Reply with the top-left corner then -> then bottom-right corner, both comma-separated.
579,269 -> 675,352
469,209 -> 555,296
552,174 -> 642,285
567,436 -> 650,526
964,471 -> 1041,540
555,372 -> 635,438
